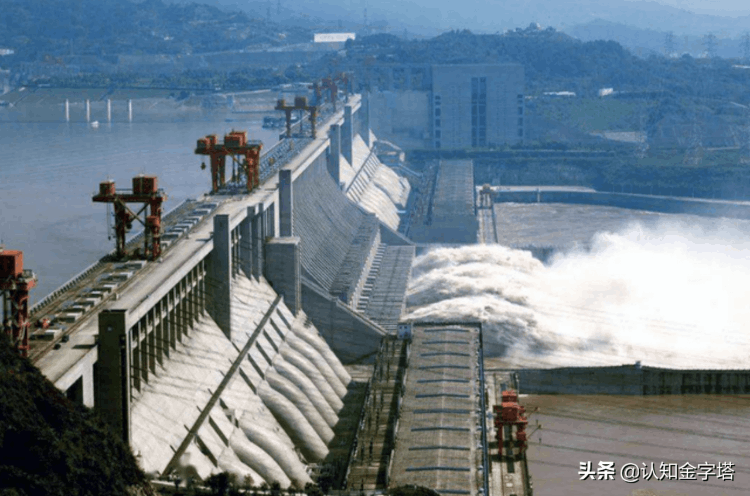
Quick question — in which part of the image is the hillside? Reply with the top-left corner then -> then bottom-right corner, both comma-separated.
341,28 -> 750,101
0,334 -> 149,496
0,0 -> 312,68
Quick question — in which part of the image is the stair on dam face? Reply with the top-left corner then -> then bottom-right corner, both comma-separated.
129,273 -> 352,489
356,244 -> 388,314
293,142 -> 416,340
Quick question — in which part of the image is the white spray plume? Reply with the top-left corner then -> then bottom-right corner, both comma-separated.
405,219 -> 750,369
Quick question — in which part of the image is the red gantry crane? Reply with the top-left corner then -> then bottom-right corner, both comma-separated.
274,97 -> 318,139
92,176 -> 167,261
0,248 -> 37,357
195,131 -> 263,194
493,389 -> 529,458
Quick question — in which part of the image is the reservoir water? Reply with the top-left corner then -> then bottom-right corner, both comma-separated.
0,119 -> 279,301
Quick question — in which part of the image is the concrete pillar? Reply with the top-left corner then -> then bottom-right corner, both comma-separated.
240,207 -> 253,278
252,204 -> 265,280
64,99 -> 69,122
279,169 -> 294,237
128,100 -> 133,122
148,323 -> 156,373
140,324 -> 149,384
107,99 -> 112,122
362,92 -> 371,147
210,214 -> 232,339
85,99 -> 91,123
264,237 -> 301,316
96,309 -> 131,444
267,203 -> 276,238
328,124 -> 341,185
82,366 -> 95,408
343,105 -> 354,166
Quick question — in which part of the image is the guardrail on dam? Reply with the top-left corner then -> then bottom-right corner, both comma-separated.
29,92 -> 416,488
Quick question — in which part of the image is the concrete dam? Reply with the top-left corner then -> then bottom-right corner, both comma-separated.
25,93 -> 416,488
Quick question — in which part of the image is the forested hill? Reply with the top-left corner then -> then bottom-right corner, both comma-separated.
0,0 -> 311,65
0,334 -> 149,496
345,28 -> 750,100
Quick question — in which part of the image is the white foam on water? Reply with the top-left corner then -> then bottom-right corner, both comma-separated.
405,220 -> 750,369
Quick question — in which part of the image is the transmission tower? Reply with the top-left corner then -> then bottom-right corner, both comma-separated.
743,32 -> 750,62
277,0 -> 281,16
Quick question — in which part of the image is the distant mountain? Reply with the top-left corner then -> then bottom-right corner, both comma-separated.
172,0 -> 750,39
0,0 -> 312,67
565,19 -> 747,59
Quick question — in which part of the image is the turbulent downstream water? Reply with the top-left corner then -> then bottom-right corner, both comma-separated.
406,204 -> 750,369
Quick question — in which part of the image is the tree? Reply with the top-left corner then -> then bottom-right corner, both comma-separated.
205,471 -> 237,496
304,482 -> 324,496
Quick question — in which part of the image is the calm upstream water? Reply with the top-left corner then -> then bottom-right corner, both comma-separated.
0,118 -> 279,301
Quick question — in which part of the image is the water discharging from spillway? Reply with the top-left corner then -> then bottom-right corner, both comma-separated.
405,220 -> 750,369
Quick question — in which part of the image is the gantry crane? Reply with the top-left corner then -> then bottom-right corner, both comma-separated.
195,131 -> 263,193
275,97 -> 318,139
320,76 -> 339,111
493,389 -> 529,458
0,248 -> 37,357
92,176 -> 167,260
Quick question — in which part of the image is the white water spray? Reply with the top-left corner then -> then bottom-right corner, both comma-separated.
406,220 -> 750,369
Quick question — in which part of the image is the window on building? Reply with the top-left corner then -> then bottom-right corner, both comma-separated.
518,106 -> 523,115
435,119 -> 441,128
435,140 -> 441,149
471,77 -> 487,147
518,117 -> 523,127
435,130 -> 441,139
435,108 -> 441,117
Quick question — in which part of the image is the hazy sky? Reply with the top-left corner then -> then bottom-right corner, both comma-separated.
649,0 -> 750,15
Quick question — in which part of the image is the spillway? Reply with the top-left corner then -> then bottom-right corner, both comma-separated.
280,343 -> 344,412
265,369 -> 335,443
405,221 -> 750,369
294,323 -> 352,388
285,332 -> 347,405
127,273 -> 350,486
258,381 -> 329,462
273,356 -> 339,427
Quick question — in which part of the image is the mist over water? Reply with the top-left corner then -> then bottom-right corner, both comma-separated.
405,219 -> 750,369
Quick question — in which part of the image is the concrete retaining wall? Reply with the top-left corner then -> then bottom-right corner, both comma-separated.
514,365 -> 750,395
301,279 -> 386,364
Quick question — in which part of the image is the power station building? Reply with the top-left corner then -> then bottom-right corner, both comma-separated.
431,64 -> 525,149
367,63 -> 525,149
